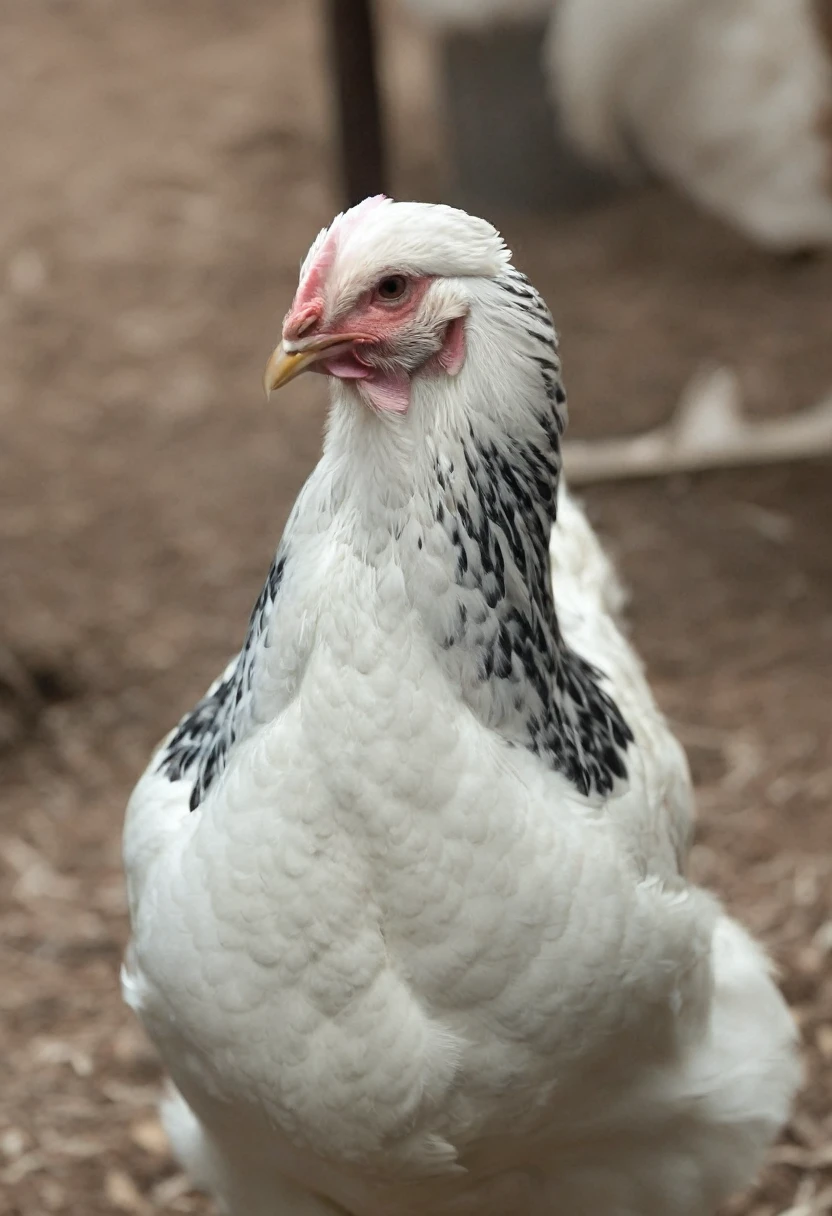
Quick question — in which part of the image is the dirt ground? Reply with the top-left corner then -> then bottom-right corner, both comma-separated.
1,2 -> 831,1213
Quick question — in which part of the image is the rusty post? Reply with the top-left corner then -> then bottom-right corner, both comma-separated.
324,0 -> 388,207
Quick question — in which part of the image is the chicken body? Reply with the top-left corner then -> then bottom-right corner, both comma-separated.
122,200 -> 799,1215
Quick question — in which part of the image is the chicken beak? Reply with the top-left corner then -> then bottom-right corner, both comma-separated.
262,333 -> 368,397
262,345 -> 318,397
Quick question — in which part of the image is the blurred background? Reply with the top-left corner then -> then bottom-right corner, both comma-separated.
1,1 -> 831,1213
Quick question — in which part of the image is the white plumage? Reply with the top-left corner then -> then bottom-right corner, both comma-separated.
401,0 -> 832,251
549,0 -> 832,251
122,199 -> 799,1216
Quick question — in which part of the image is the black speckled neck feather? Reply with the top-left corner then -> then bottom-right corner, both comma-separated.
157,267 -> 633,811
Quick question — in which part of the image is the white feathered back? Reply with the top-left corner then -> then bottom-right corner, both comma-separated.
547,0 -> 832,248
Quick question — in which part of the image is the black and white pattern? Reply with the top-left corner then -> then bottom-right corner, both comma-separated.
157,552 -> 286,810
156,265 -> 631,810
432,268 -> 633,797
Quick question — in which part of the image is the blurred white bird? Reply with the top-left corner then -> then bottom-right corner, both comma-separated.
401,0 -> 832,252
122,198 -> 799,1216
548,0 -> 832,252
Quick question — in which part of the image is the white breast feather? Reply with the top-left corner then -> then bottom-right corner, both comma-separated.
123,483 -> 798,1216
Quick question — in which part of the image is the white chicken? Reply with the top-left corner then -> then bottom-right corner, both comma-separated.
122,197 -> 799,1216
548,0 -> 832,251
400,0 -> 832,252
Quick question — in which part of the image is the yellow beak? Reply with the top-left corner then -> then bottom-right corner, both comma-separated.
262,333 -> 370,397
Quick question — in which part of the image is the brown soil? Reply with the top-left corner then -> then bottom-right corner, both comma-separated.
1,2 -> 831,1213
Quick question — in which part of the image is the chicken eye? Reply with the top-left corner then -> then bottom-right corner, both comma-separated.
375,275 -> 408,302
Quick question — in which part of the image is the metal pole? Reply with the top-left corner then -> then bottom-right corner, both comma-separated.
324,0 -> 388,207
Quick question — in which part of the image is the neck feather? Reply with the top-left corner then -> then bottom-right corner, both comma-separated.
158,268 -> 633,809
318,268 -> 633,797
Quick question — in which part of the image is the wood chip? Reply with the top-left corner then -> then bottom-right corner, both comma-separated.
0,1127 -> 28,1160
105,1169 -> 149,1213
151,1173 -> 196,1205
38,1178 -> 68,1212
40,1132 -> 102,1160
112,1020 -> 158,1069
100,1079 -> 160,1108
31,1037 -> 94,1077
816,1025 -> 832,1060
1,1150 -> 46,1185
792,1112 -> 828,1150
130,1117 -> 169,1157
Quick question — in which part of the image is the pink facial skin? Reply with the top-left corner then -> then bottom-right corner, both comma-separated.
281,270 -> 466,415
435,314 -> 466,376
288,197 -> 388,325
